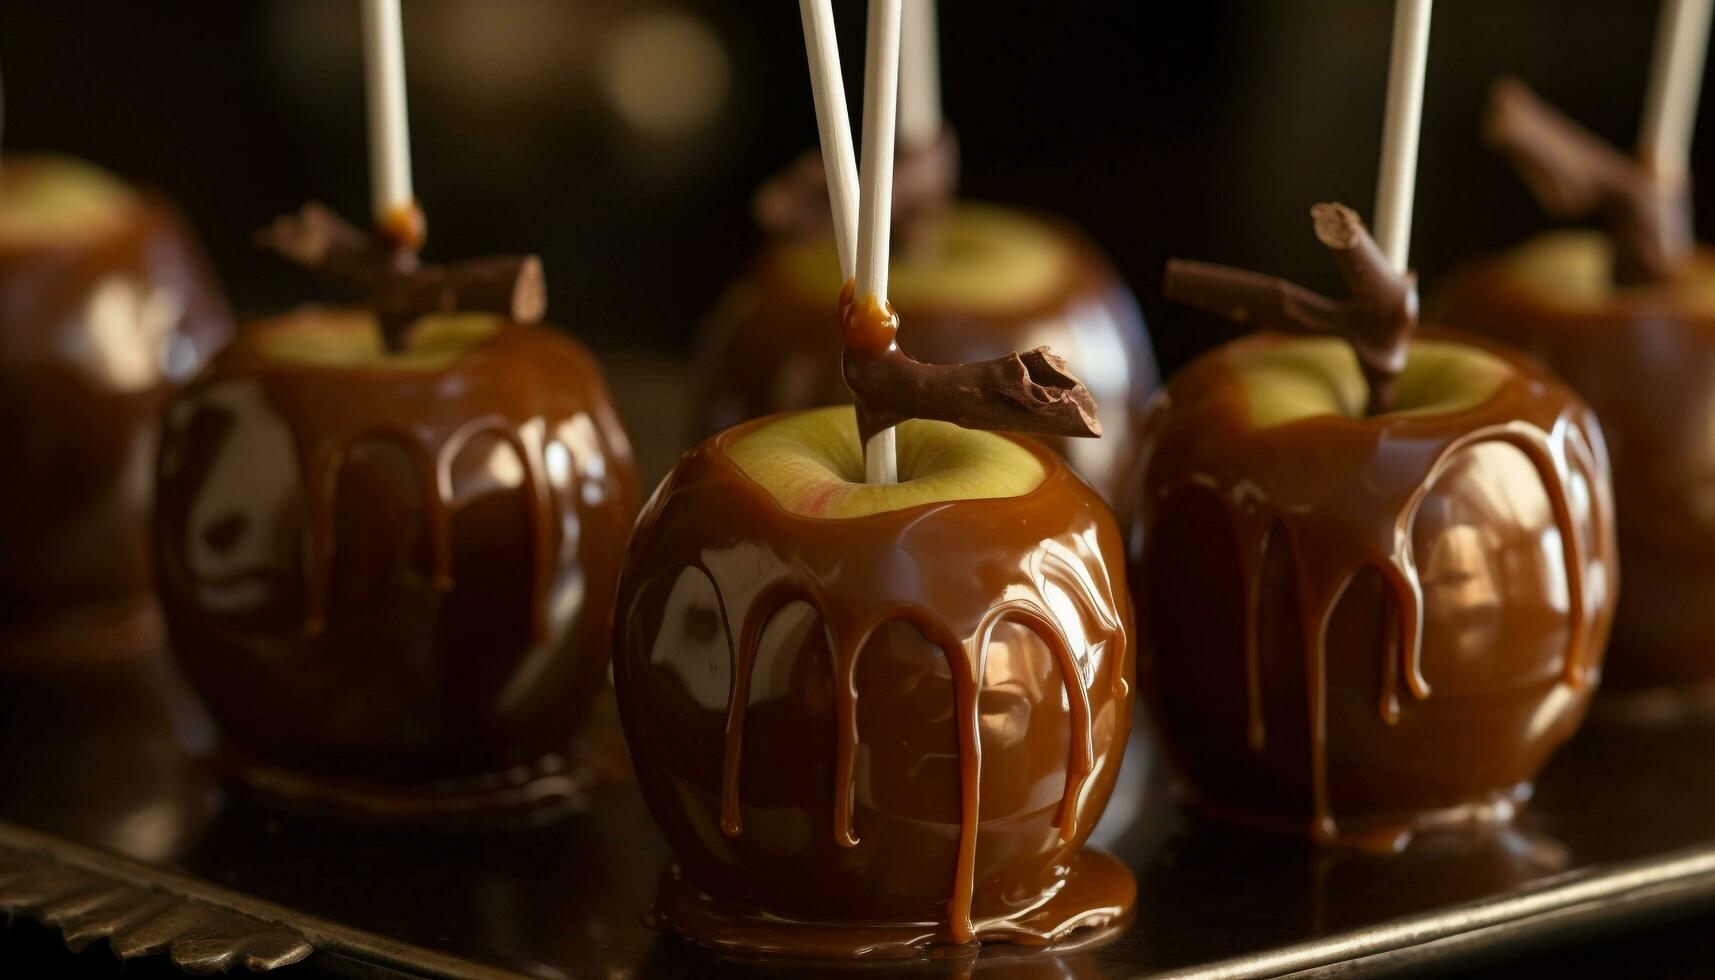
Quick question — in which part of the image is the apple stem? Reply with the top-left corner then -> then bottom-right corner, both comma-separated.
257,202 -> 545,349
853,0 -> 905,484
1163,204 -> 1417,417
1486,77 -> 1692,284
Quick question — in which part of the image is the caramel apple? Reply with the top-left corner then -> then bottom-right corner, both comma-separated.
698,152 -> 1158,522
1138,205 -> 1616,848
623,7 -> 1136,952
153,206 -> 639,812
613,406 -> 1134,956
1434,79 -> 1715,695
0,155 -> 230,640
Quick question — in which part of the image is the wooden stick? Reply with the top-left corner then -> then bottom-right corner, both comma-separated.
1639,0 -> 1714,183
798,0 -> 861,281
856,0 -> 905,485
1371,0 -> 1433,273
899,0 -> 943,153
359,0 -> 420,249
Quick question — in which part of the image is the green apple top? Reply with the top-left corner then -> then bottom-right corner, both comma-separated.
1497,231 -> 1715,312
1226,337 -> 1510,429
778,203 -> 1073,313
254,308 -> 502,371
727,406 -> 1046,519
0,154 -> 137,247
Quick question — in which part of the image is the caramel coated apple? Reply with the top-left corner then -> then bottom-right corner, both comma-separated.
153,309 -> 639,811
697,203 -> 1157,520
1435,232 -> 1715,691
613,407 -> 1135,956
1133,334 -> 1616,848
0,155 -> 229,628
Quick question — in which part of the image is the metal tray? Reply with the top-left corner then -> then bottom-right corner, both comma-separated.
2,638 -> 1714,979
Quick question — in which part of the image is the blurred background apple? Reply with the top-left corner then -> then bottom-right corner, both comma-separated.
5,1 -> 1709,489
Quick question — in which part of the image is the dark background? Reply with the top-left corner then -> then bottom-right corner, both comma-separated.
4,0 -> 1708,378
4,3 -> 1715,976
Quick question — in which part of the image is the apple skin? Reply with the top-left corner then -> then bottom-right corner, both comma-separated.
0,156 -> 230,628
1133,332 -> 1616,843
152,311 -> 639,807
696,202 -> 1158,525
613,410 -> 1133,947
1435,233 -> 1715,692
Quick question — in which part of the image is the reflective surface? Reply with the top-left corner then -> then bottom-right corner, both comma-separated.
4,644 -> 1715,978
1436,237 -> 1715,692
696,203 -> 1159,524
1134,333 -> 1617,847
613,419 -> 1135,955
152,313 -> 639,808
0,156 -> 231,625
4,358 -> 1712,979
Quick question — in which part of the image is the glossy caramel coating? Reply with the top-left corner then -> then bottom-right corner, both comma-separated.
613,416 -> 1135,956
0,156 -> 230,625
1435,240 -> 1715,691
153,311 -> 638,811
1134,333 -> 1616,848
697,204 -> 1157,522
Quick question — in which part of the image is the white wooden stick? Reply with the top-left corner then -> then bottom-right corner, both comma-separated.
1640,0 -> 1714,183
1371,0 -> 1433,273
857,0 -> 904,485
799,0 -> 861,281
360,0 -> 415,230
898,0 -> 942,153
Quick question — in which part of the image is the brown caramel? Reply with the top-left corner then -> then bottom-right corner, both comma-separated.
154,309 -> 638,810
614,416 -> 1135,955
697,204 -> 1157,522
1435,241 -> 1715,692
0,157 -> 230,631
1134,332 -> 1616,848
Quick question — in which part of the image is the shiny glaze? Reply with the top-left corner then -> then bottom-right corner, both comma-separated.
613,416 -> 1135,956
1435,247 -> 1715,692
696,205 -> 1157,522
0,157 -> 230,625
1134,332 -> 1616,848
153,311 -> 639,810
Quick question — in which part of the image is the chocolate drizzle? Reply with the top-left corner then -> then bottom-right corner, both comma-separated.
702,536 -> 1118,941
841,289 -> 1102,445
257,203 -> 545,351
205,315 -> 623,646
613,421 -> 1135,952
1165,203 -> 1417,415
1485,77 -> 1692,284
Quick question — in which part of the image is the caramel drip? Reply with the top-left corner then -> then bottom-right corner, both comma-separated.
295,420 -> 558,644
979,602 -> 1095,843
218,318 -> 607,648
1212,419 -> 1598,840
708,558 -> 1112,946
